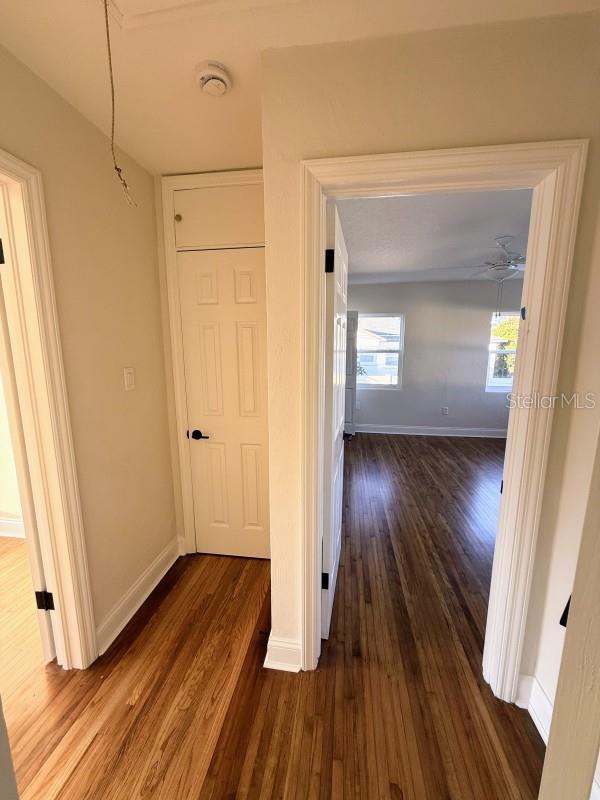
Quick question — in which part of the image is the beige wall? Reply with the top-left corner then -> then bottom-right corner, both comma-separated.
0,374 -> 21,518
348,279 -> 524,432
261,10 -> 600,713
0,44 -> 176,627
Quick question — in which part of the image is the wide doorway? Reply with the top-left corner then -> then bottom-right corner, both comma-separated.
0,360 -> 48,752
322,188 -> 530,636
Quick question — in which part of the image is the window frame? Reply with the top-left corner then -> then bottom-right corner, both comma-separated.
356,312 -> 405,390
485,311 -> 520,393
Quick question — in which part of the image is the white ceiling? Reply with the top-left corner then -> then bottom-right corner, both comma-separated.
0,1 -> 598,174
336,188 -> 532,284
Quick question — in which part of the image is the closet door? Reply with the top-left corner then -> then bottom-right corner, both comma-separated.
178,247 -> 269,558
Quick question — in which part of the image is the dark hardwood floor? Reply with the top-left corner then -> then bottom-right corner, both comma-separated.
2,434 -> 544,799
202,434 -> 545,799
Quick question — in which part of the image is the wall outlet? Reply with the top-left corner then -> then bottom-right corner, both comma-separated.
442,406 -> 449,416
123,366 -> 136,391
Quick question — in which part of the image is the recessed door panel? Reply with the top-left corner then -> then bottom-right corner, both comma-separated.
237,322 -> 260,417
198,323 -> 223,416
241,444 -> 264,530
206,443 -> 229,527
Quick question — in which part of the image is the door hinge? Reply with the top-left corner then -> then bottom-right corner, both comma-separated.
500,479 -> 504,494
0,238 -> 4,265
560,596 -> 571,628
325,248 -> 334,274
35,590 -> 55,611
321,572 -> 329,590
520,306 -> 526,320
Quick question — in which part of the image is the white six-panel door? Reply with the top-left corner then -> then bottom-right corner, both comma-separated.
321,210 -> 348,638
177,247 -> 270,558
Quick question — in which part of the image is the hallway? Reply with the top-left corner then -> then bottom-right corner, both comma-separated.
3,434 -> 544,799
202,433 -> 545,799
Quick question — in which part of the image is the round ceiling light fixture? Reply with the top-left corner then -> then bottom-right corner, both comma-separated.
195,61 -> 232,97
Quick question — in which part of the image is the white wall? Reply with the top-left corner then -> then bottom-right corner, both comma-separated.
261,9 -> 600,726
349,279 -> 523,434
0,44 -> 176,634
0,374 -> 21,519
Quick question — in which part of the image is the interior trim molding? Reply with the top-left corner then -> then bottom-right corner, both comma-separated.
159,169 -> 264,555
518,675 -> 600,797
96,539 -> 179,656
355,424 -> 507,438
264,635 -> 302,673
0,515 -> 25,537
0,147 -> 97,669
300,140 -> 588,686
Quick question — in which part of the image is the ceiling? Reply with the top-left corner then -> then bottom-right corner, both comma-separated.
336,188 -> 532,284
0,1 -> 598,174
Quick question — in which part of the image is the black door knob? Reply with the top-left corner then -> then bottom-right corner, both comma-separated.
187,429 -> 209,440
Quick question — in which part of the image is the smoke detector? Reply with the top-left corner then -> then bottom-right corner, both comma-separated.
195,61 -> 232,97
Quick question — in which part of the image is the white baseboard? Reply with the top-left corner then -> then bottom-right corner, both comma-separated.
96,539 -> 179,655
518,675 -> 600,797
355,424 -> 507,438
264,635 -> 302,672
0,514 -> 25,538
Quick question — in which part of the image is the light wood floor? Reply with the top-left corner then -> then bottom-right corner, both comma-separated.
2,434 -> 544,799
0,538 -> 43,703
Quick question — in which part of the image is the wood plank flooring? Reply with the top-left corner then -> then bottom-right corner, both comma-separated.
202,434 -> 545,799
3,551 -> 269,800
0,538 -> 43,703
2,434 -> 544,799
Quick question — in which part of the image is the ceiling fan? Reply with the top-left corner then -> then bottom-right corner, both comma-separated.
468,235 -> 526,317
471,235 -> 526,278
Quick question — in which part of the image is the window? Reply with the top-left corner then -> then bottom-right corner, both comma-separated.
356,313 -> 404,387
486,312 -> 520,392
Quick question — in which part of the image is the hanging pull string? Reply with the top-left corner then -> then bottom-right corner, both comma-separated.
103,0 -> 137,206
494,275 -> 507,318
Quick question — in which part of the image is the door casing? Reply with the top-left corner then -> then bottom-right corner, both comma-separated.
300,140 -> 588,706
0,147 -> 96,670
159,169 -> 265,555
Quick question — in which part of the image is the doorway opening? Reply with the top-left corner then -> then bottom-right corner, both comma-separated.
0,357 -> 47,717
0,148 -> 98,749
321,187 -> 531,641
301,141 -> 587,705
299,140 -> 587,796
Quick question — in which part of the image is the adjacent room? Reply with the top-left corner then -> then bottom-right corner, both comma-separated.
0,365 -> 46,729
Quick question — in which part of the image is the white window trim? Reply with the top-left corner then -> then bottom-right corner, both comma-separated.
485,312 -> 519,393
356,312 -> 404,390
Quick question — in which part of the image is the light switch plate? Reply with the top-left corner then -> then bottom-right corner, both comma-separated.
123,366 -> 135,391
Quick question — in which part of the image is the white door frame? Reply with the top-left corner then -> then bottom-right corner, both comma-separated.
301,140 -> 588,699
0,147 -> 96,670
160,169 -> 264,555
